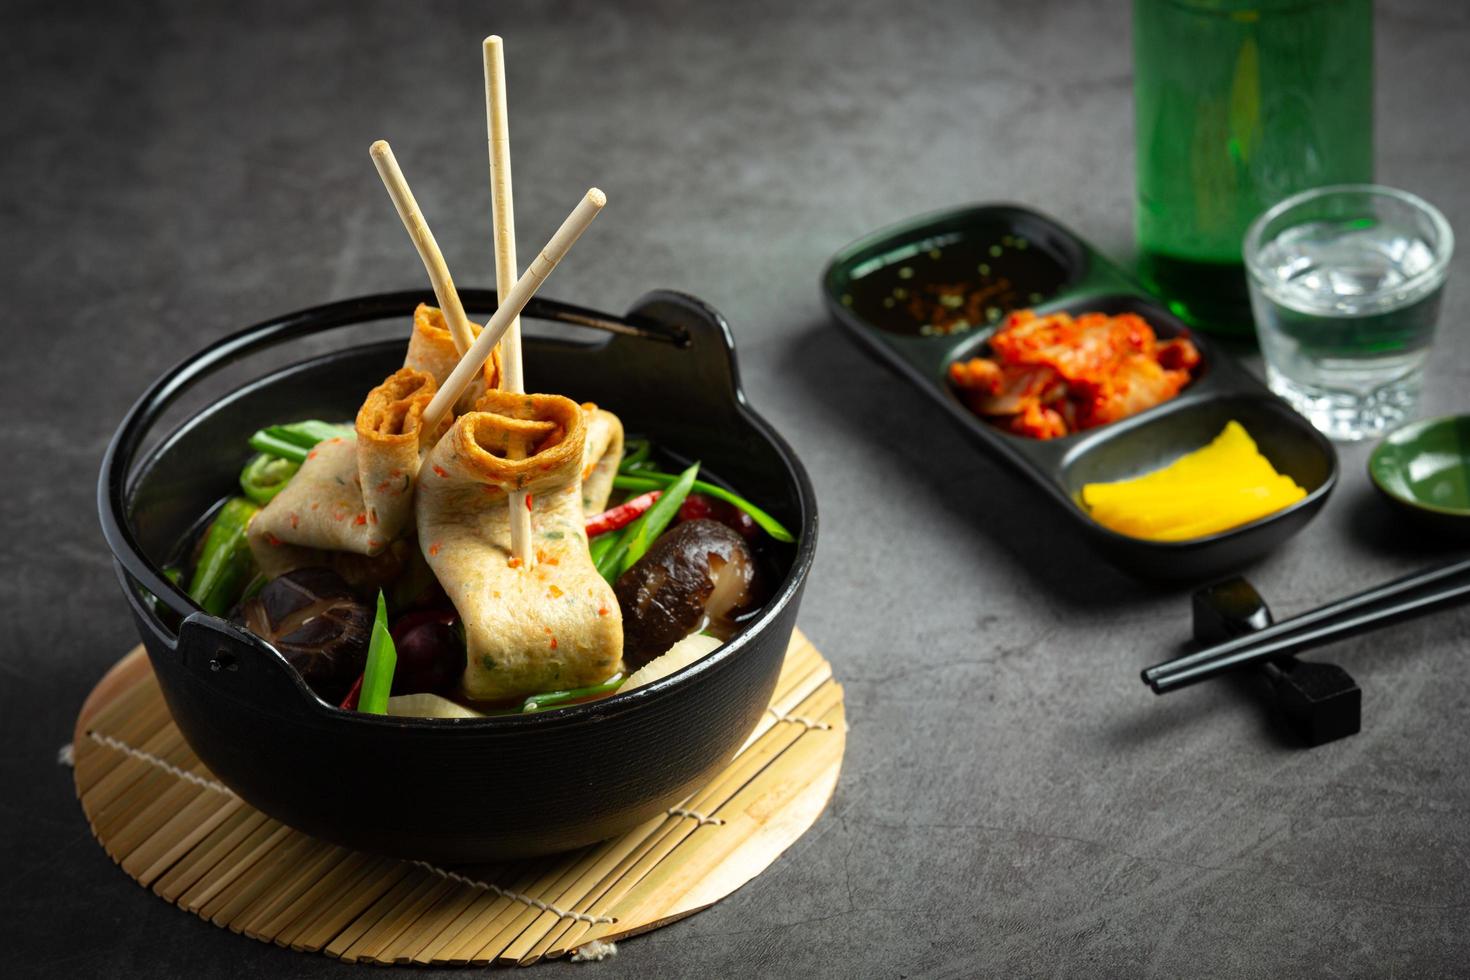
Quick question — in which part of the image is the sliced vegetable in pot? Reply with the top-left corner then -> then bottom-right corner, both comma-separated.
620,633 -> 722,693
187,497 -> 261,616
247,430 -> 310,463
594,462 -> 699,584
246,420 -> 355,463
612,471 -> 794,543
588,530 -> 619,570
585,490 -> 660,538
385,693 -> 490,719
618,438 -> 652,473
358,590 -> 397,715
593,513 -> 640,583
521,673 -> 626,713
617,462 -> 700,576
239,452 -> 301,505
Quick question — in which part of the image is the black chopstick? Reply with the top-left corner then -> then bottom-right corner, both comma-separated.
1142,556 -> 1470,693
1149,577 -> 1470,692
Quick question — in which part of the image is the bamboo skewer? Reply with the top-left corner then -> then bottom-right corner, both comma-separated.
483,36 -> 535,569
368,141 -> 475,357
483,37 -> 525,397
421,187 -> 606,432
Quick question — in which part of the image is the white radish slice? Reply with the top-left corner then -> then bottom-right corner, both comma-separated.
621,633 -> 723,693
385,693 -> 488,719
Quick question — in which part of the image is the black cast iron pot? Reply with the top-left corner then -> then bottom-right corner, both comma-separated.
98,289 -> 818,862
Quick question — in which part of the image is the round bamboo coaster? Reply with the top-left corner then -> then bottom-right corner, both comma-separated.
72,630 -> 844,965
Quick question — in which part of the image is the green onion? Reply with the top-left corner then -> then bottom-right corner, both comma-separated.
248,431 -> 309,463
246,420 -> 355,464
595,509 -> 646,584
357,591 -> 397,715
588,530 -> 619,568
186,497 -> 261,615
618,439 -> 651,472
521,673 -> 625,713
612,472 -> 794,543
617,462 -> 699,576
239,453 -> 301,505
266,420 -> 355,448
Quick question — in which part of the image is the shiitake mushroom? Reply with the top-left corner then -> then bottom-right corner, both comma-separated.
232,567 -> 372,702
614,519 -> 758,672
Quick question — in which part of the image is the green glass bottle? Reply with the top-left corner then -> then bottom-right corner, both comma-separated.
1133,0 -> 1373,336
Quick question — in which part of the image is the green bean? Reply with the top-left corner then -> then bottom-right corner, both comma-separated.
239,453 -> 301,505
186,497 -> 261,616
611,472 -> 794,543
357,591 -> 397,715
521,673 -> 625,713
617,462 -> 699,576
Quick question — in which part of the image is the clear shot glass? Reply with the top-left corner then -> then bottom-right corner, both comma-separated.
1244,185 -> 1453,441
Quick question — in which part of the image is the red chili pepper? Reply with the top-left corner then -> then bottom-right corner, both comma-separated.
585,490 -> 661,537
340,673 -> 364,710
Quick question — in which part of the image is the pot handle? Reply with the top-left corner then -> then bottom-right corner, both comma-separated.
174,612 -> 330,721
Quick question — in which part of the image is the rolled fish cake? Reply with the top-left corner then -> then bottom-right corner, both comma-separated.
404,303 -> 503,412
417,388 -> 623,702
580,404 -> 624,515
248,367 -> 442,582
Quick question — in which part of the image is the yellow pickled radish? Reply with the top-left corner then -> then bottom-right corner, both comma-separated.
1088,481 -> 1301,537
1080,421 -> 1307,541
1082,421 -> 1267,502
1095,482 -> 1305,539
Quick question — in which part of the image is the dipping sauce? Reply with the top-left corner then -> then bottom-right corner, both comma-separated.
837,231 -> 1073,337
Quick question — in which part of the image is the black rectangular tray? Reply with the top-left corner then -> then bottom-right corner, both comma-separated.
821,203 -> 1337,581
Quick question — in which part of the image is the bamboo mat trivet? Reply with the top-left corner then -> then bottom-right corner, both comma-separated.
72,630 -> 844,966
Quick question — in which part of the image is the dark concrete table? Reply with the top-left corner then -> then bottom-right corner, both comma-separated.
6,1 -> 1468,976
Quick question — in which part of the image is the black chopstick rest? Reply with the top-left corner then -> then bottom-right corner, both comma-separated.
1191,577 -> 1272,644
1191,577 -> 1361,747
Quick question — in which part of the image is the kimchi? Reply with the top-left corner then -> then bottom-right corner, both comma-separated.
948,309 -> 1200,439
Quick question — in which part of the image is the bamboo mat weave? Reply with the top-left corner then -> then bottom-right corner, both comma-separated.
72,630 -> 844,966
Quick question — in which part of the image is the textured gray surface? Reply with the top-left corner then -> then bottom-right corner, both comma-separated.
4,1 -> 1470,976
